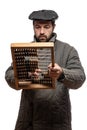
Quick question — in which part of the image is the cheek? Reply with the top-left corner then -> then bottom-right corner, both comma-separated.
47,30 -> 53,37
34,30 -> 40,37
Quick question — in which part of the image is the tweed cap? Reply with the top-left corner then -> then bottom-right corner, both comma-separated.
29,10 -> 58,21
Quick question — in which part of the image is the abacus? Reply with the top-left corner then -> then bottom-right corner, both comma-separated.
11,42 -> 55,89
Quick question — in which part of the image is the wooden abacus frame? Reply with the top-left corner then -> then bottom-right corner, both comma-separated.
11,42 -> 55,89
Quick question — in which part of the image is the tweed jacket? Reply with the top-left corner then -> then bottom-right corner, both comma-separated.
5,33 -> 86,130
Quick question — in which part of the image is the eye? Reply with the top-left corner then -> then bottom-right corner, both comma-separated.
44,25 -> 50,29
34,25 -> 41,29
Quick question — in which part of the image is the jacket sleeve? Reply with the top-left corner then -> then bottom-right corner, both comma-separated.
58,47 -> 86,89
5,64 -> 18,90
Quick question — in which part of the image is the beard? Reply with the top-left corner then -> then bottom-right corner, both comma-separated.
36,35 -> 48,42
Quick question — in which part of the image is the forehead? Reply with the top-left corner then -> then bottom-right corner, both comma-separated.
33,20 -> 52,25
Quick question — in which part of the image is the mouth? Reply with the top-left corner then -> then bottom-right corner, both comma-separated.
39,36 -> 47,41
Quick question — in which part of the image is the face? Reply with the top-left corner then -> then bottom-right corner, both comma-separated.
33,20 -> 55,42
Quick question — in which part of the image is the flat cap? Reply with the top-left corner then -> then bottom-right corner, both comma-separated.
28,10 -> 58,21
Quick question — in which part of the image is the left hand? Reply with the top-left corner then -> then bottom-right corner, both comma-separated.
48,63 -> 63,80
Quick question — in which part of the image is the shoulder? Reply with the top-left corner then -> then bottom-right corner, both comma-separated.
55,39 -> 77,52
55,39 -> 72,48
54,39 -> 80,60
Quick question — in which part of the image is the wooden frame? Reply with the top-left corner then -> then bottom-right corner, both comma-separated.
11,42 -> 55,89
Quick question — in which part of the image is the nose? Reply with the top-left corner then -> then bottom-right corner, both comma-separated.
40,27 -> 44,34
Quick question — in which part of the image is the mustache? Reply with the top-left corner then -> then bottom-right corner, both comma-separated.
38,35 -> 47,38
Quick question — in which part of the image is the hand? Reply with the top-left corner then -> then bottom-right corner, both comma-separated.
48,63 -> 63,80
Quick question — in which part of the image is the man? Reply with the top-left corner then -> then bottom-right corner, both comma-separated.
5,10 -> 86,130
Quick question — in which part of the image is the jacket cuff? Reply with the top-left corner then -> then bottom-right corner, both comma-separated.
58,68 -> 65,82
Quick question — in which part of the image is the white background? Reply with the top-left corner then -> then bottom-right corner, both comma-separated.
0,0 -> 87,130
